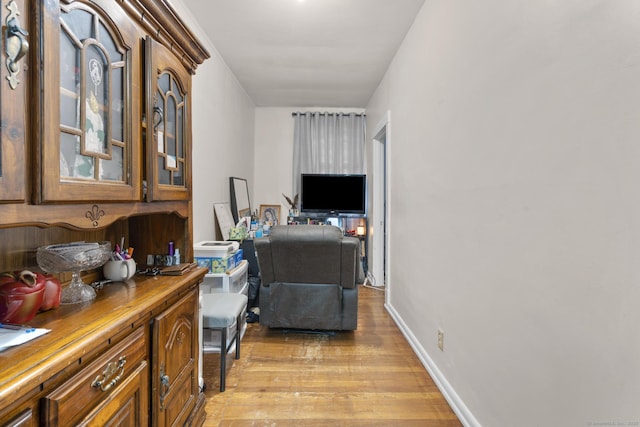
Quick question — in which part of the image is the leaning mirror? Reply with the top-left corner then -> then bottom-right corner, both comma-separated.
229,177 -> 251,223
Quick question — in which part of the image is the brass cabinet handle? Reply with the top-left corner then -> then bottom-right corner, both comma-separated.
5,0 -> 29,89
91,356 -> 127,392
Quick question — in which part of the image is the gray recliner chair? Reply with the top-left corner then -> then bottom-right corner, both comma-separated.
254,225 -> 359,330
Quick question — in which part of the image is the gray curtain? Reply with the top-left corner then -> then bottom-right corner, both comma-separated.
292,112 -> 366,197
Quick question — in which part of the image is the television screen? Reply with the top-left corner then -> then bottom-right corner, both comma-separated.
300,174 -> 366,215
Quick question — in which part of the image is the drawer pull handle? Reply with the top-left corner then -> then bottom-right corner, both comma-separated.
159,363 -> 170,409
91,356 -> 127,392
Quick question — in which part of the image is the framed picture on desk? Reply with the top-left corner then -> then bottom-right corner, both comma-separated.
214,202 -> 235,240
259,204 -> 281,226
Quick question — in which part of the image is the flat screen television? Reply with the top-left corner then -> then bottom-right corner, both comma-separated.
300,174 -> 366,216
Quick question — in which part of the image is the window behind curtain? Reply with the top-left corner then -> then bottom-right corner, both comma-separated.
292,112 -> 366,197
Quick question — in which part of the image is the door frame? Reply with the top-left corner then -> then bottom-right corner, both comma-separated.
370,111 -> 390,303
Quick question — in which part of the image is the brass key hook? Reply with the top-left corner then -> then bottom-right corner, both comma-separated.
5,0 -> 29,89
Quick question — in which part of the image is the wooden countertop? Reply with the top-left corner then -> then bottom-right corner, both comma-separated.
0,267 -> 207,414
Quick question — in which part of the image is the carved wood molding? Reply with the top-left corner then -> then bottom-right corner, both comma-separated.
120,0 -> 210,73
0,201 -> 190,230
85,204 -> 106,228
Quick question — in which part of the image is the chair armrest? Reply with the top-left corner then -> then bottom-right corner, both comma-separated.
340,236 -> 359,288
254,237 -> 275,285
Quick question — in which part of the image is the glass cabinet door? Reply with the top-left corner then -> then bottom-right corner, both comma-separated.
40,0 -> 141,203
0,0 -> 28,203
145,37 -> 191,201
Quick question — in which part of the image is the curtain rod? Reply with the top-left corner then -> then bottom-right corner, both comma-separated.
292,112 -> 366,117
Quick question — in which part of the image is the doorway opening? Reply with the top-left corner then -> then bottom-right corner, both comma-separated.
368,112 -> 389,295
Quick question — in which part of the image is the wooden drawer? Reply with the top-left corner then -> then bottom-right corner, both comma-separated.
41,327 -> 147,427
75,361 -> 148,427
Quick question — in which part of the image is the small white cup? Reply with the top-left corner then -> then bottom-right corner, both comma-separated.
103,259 -> 136,281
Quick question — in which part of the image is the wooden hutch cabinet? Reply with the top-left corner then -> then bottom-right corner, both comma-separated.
39,0 -> 143,203
152,289 -> 200,426
0,0 -> 28,203
0,272 -> 206,427
145,37 -> 192,202
0,0 -> 210,425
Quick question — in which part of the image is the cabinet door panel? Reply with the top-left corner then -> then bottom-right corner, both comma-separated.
145,37 -> 192,201
40,0 -> 141,203
0,0 -> 28,203
152,289 -> 199,427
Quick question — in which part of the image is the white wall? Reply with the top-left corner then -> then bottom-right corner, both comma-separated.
253,108 -> 294,224
253,107 -> 364,225
367,1 -> 640,425
171,1 -> 256,242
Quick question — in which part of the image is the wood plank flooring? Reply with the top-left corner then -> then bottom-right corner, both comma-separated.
202,286 -> 462,426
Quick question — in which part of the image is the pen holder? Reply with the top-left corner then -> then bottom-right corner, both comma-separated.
103,259 -> 136,281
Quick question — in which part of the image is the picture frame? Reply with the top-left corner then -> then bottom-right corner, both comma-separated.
213,202 -> 235,241
259,204 -> 281,226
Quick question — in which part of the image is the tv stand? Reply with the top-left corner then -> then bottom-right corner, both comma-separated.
288,213 -> 366,235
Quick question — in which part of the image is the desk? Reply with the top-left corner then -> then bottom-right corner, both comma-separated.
239,239 -> 260,277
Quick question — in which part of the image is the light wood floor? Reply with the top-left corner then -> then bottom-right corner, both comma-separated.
202,286 -> 462,426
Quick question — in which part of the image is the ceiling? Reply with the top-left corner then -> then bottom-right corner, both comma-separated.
183,0 -> 425,108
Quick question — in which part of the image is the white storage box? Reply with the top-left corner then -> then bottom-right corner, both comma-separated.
194,240 -> 239,254
201,260 -> 248,294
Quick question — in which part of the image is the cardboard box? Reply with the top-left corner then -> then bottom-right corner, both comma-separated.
233,248 -> 243,267
194,241 -> 240,273
195,254 -> 234,273
195,257 -> 212,272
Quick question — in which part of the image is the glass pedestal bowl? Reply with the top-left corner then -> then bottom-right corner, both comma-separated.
37,241 -> 112,304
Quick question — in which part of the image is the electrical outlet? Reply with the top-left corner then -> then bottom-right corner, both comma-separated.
437,329 -> 444,351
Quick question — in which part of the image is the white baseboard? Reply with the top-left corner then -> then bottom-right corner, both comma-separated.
384,303 -> 481,427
